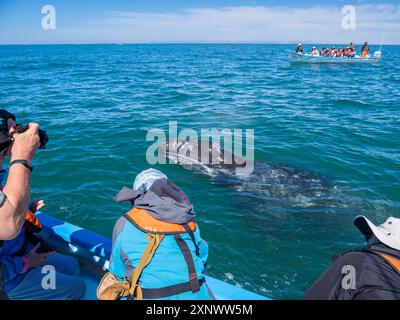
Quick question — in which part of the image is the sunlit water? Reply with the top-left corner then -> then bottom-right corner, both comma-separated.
0,44 -> 399,299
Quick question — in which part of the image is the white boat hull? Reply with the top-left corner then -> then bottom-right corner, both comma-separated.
288,52 -> 381,64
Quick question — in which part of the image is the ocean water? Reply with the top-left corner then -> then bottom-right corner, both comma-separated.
0,44 -> 399,299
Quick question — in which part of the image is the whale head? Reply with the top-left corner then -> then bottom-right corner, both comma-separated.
157,139 -> 251,176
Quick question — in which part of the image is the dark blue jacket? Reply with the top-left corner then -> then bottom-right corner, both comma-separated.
304,244 -> 400,300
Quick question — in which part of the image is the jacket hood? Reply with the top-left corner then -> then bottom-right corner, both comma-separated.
114,178 -> 195,224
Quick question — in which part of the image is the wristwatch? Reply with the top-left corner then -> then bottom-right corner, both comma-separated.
10,159 -> 33,172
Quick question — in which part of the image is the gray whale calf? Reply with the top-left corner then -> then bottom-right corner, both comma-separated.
157,139 -> 340,208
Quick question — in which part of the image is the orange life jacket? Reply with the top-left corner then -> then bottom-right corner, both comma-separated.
380,253 -> 400,273
24,210 -> 42,233
98,207 -> 203,300
124,207 -> 196,234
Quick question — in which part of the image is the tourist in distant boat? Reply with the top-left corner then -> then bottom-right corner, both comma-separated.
296,43 -> 303,54
345,43 -> 356,57
337,48 -> 345,57
361,42 -> 370,57
310,47 -> 319,56
304,215 -> 400,300
325,48 -> 331,57
321,48 -> 329,57
330,47 -> 337,57
348,47 -> 355,58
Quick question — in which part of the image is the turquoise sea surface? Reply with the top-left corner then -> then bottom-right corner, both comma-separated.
0,44 -> 399,299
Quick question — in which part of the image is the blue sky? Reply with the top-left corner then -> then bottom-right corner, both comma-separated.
0,0 -> 399,44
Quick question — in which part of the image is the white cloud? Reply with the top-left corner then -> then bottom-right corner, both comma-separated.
49,4 -> 400,44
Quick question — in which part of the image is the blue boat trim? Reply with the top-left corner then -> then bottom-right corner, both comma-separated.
36,212 -> 270,300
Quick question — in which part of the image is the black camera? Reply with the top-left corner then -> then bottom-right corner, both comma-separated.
0,110 -> 49,153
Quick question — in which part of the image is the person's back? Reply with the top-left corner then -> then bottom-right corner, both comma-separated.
310,47 -> 319,56
304,215 -> 400,300
361,42 -> 370,57
98,169 -> 212,300
296,44 -> 303,54
109,210 -> 210,299
305,245 -> 400,300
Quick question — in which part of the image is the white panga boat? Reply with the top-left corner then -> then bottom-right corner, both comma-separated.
288,51 -> 381,64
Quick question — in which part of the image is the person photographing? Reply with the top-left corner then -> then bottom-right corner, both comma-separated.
0,110 -> 85,300
0,110 -> 40,300
0,110 -> 41,241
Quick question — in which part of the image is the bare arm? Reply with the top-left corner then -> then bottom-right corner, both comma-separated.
0,123 -> 39,240
0,164 -> 32,239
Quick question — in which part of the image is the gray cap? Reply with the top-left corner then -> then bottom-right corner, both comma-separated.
133,168 -> 167,193
114,168 -> 167,204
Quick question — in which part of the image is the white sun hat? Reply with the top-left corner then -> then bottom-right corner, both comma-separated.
354,215 -> 400,251
133,168 -> 168,193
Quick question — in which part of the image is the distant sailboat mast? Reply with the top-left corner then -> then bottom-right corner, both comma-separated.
374,32 -> 385,58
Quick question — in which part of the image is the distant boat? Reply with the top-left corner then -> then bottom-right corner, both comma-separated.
288,51 -> 381,64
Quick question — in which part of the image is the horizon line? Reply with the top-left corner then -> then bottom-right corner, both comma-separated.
0,41 -> 398,46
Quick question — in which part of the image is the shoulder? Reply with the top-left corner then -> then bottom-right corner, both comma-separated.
111,216 -> 128,245
112,215 -> 145,240
334,250 -> 370,265
330,250 -> 376,277
114,216 -> 128,232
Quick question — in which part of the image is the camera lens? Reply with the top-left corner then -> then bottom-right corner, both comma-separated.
38,129 -> 49,149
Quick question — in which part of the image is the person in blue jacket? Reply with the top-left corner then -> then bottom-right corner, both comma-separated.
100,169 -> 213,300
0,173 -> 86,300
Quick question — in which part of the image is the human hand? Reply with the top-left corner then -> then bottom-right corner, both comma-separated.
10,123 -> 40,161
24,243 -> 54,268
29,199 -> 45,213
